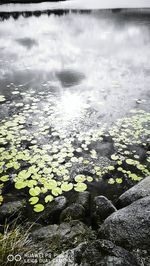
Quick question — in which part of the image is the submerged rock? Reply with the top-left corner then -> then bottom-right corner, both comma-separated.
92,196 -> 116,226
118,176 -> 150,207
60,203 -> 85,223
99,196 -> 150,249
48,240 -> 140,266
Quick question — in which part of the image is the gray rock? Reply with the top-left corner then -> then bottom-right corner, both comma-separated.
31,220 -> 95,251
0,199 -> 26,223
47,240 -> 140,266
93,196 -> 116,225
118,176 -> 150,207
99,196 -> 150,249
60,204 -> 85,223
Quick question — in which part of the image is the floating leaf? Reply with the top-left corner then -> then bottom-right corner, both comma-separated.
34,204 -> 44,212
45,195 -> 54,203
86,176 -> 93,182
74,183 -> 87,192
116,178 -> 123,184
111,154 -> 119,161
29,197 -> 39,205
0,95 -> 6,103
27,180 -> 37,188
107,166 -> 115,171
0,175 -> 9,182
108,178 -> 115,185
29,187 -> 41,196
61,182 -> 73,192
15,181 -> 27,189
126,159 -> 136,165
75,175 -> 86,183
51,187 -> 62,196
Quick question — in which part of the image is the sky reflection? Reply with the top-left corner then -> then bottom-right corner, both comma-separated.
0,12 -> 150,132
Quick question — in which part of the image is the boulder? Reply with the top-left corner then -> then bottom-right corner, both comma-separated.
31,220 -> 95,251
118,176 -> 150,207
0,199 -> 26,223
47,240 -> 140,266
92,196 -> 116,226
99,196 -> 150,249
60,204 -> 85,223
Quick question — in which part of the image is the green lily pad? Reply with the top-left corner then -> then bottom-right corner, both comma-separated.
75,175 -> 86,183
116,178 -> 123,184
0,175 -> 9,182
0,95 -> 6,103
111,154 -> 119,161
34,204 -> 44,212
51,187 -> 62,196
108,178 -> 115,185
61,182 -> 73,192
86,176 -> 93,182
15,181 -> 27,189
45,195 -> 54,203
29,197 -> 39,205
29,187 -> 41,196
74,182 -> 87,192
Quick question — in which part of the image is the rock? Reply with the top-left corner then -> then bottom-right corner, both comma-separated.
118,176 -> 150,207
0,199 -> 26,223
28,196 -> 67,224
60,204 -> 85,223
92,196 -> 116,226
48,240 -> 140,266
31,220 -> 95,251
99,196 -> 150,249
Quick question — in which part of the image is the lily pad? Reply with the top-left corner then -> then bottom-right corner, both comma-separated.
29,197 -> 39,205
74,182 -> 87,192
34,204 -> 44,212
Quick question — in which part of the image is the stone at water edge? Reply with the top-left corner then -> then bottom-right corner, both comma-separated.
31,220 -> 95,246
60,203 -> 85,223
47,240 -> 140,266
118,176 -> 150,207
0,199 -> 27,223
99,196 -> 150,249
92,196 -> 117,226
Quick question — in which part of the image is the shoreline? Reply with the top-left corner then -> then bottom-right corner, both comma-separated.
0,1 -> 150,13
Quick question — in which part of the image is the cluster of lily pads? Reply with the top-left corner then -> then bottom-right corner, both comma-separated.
0,88 -> 149,212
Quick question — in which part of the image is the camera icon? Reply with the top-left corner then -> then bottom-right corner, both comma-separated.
7,254 -> 22,262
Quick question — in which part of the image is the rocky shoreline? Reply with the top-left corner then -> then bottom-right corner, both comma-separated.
0,176 -> 150,265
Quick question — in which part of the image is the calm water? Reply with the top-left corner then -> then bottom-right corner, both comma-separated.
0,10 -> 150,132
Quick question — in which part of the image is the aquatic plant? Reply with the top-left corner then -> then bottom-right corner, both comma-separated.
0,88 -> 149,211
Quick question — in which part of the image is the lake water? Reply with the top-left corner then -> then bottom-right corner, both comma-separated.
0,10 -> 150,130
0,10 -> 150,203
